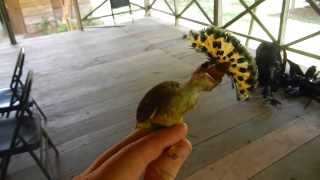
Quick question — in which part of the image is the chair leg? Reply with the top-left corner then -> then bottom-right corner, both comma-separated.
5,112 -> 10,118
42,128 -> 59,156
28,150 -> 52,180
111,9 -> 116,25
129,4 -> 134,23
0,156 -> 11,180
32,100 -> 48,122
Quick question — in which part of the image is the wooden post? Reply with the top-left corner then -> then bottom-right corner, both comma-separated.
306,0 -> 320,16
0,0 -> 17,44
73,0 -> 83,31
245,0 -> 257,46
291,0 -> 295,9
278,0 -> 290,44
173,0 -> 178,26
213,0 -> 222,26
144,0 -> 150,16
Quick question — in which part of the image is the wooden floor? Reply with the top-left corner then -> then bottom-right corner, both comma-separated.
0,18 -> 320,180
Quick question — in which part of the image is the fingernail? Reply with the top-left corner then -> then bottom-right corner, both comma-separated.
173,123 -> 188,134
167,139 -> 192,160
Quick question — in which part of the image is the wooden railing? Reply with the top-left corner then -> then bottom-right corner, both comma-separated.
141,0 -> 319,60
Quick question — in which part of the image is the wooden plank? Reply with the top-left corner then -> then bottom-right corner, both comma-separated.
1,18 -> 319,180
186,113 -> 320,180
179,100 -> 311,179
251,131 -> 320,180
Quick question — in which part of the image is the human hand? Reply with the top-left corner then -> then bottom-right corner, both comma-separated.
74,123 -> 192,180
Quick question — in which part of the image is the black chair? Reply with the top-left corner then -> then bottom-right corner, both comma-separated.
110,0 -> 133,24
0,48 -> 48,122
0,71 -> 59,180
0,48 -> 25,117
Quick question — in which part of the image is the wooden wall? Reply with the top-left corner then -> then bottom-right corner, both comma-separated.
6,0 -> 92,35
19,0 -> 55,33
5,0 -> 26,34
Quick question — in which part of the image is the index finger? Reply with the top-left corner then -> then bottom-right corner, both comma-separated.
92,123 -> 188,179
81,128 -> 152,175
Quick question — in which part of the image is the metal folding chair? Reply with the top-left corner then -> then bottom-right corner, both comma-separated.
0,48 -> 48,122
0,71 -> 59,180
110,0 -> 133,24
0,48 -> 25,117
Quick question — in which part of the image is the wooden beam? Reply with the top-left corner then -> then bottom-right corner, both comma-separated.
306,0 -> 320,16
0,0 -> 17,44
239,0 -> 276,42
222,0 -> 265,29
73,0 -> 83,31
173,0 -> 178,25
213,0 -> 222,26
278,0 -> 290,44
144,0 -> 150,16
245,0 -> 257,47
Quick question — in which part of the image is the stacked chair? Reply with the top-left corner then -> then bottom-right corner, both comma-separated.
0,48 -> 59,180
110,0 -> 134,24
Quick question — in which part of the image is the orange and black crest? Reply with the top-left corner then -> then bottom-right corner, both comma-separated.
185,26 -> 258,100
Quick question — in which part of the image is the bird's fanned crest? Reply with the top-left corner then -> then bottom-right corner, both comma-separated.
184,26 -> 258,100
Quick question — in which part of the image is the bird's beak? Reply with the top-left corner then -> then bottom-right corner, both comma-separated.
206,62 -> 230,82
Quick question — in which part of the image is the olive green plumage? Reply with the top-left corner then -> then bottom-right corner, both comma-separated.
136,61 -> 228,129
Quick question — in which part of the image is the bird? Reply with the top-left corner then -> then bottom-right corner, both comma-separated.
185,27 -> 258,101
136,61 -> 229,129
136,26 -> 258,129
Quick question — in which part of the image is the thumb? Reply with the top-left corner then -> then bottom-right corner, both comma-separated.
144,138 -> 192,180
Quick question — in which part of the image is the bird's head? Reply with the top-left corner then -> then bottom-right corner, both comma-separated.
190,61 -> 230,91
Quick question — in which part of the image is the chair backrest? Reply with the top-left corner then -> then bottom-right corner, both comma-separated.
110,0 -> 130,9
10,48 -> 25,90
9,48 -> 25,105
16,70 -> 33,119
9,71 -> 33,150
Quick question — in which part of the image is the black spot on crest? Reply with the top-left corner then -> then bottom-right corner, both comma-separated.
239,68 -> 247,73
227,52 -> 234,58
201,36 -> 207,42
238,76 -> 244,81
217,51 -> 224,56
213,41 -> 222,49
192,43 -> 197,48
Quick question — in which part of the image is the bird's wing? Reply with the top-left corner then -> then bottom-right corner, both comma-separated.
136,81 -> 180,124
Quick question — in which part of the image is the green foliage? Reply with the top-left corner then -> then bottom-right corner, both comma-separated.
57,22 -> 68,32
82,19 -> 104,27
38,17 -> 55,34
37,16 -> 103,35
